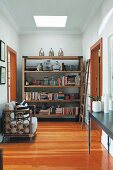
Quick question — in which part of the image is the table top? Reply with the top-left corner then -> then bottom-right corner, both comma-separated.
89,111 -> 113,139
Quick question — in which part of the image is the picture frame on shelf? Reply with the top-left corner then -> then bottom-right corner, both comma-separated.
0,66 -> 6,84
0,40 -> 5,62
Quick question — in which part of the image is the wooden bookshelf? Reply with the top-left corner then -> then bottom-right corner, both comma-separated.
22,56 -> 83,120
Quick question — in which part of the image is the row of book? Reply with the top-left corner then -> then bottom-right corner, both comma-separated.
62,75 -> 80,86
38,107 -> 79,116
26,75 -> 80,86
24,92 -> 79,101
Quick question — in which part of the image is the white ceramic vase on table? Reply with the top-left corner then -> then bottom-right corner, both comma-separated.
92,101 -> 101,112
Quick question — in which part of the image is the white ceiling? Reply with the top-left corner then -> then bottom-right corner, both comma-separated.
1,0 -> 104,34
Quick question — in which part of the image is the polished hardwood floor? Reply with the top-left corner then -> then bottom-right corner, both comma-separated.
1,122 -> 113,170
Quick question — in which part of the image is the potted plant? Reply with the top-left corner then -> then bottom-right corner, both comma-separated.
89,96 -> 101,112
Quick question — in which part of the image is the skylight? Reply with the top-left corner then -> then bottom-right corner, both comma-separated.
34,16 -> 67,27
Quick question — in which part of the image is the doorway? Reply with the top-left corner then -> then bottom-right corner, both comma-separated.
90,38 -> 103,130
7,46 -> 17,102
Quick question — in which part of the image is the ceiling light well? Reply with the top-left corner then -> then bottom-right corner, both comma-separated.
34,16 -> 67,27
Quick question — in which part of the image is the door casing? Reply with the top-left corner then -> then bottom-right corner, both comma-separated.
90,38 -> 103,132
7,46 -> 17,102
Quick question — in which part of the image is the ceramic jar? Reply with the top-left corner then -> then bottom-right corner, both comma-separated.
92,101 -> 101,112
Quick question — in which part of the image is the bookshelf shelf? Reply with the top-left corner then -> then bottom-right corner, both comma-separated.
22,56 -> 83,120
24,85 -> 81,88
26,99 -> 80,103
23,56 -> 83,60
24,70 -> 82,73
36,115 -> 76,118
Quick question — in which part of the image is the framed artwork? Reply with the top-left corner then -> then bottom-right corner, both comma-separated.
0,66 -> 6,84
0,40 -> 5,62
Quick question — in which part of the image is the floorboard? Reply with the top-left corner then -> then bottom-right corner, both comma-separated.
1,122 -> 113,170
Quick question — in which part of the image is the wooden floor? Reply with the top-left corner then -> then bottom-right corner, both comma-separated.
1,122 -> 113,170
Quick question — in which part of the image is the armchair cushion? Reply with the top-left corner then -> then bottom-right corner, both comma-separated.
4,101 -> 16,111
32,117 -> 37,133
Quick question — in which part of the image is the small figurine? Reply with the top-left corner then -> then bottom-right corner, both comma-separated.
49,48 -> 54,56
50,76 -> 55,86
58,48 -> 64,56
39,48 -> 44,56
53,61 -> 61,71
37,63 -> 43,71
58,78 -> 61,86
26,80 -> 29,86
44,60 -> 52,71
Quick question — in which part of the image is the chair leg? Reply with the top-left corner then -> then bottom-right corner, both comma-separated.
81,117 -> 84,129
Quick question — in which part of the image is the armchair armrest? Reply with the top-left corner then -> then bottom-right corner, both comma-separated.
28,105 -> 36,116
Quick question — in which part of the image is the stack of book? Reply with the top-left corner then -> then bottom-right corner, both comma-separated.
67,75 -> 76,86
63,107 -> 79,116
37,106 -> 79,116
57,92 -> 65,100
39,109 -> 50,115
40,92 -> 48,100
56,107 -> 63,115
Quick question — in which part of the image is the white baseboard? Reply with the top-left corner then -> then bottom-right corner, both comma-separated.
101,131 -> 113,157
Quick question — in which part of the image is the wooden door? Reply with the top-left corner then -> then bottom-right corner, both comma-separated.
90,38 -> 102,130
7,46 -> 17,102
91,48 -> 101,97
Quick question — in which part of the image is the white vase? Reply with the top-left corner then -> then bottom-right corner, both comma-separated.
104,94 -> 109,113
101,96 -> 104,111
92,101 -> 101,112
109,98 -> 113,111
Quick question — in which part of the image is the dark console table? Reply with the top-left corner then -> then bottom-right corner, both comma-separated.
88,111 -> 113,154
